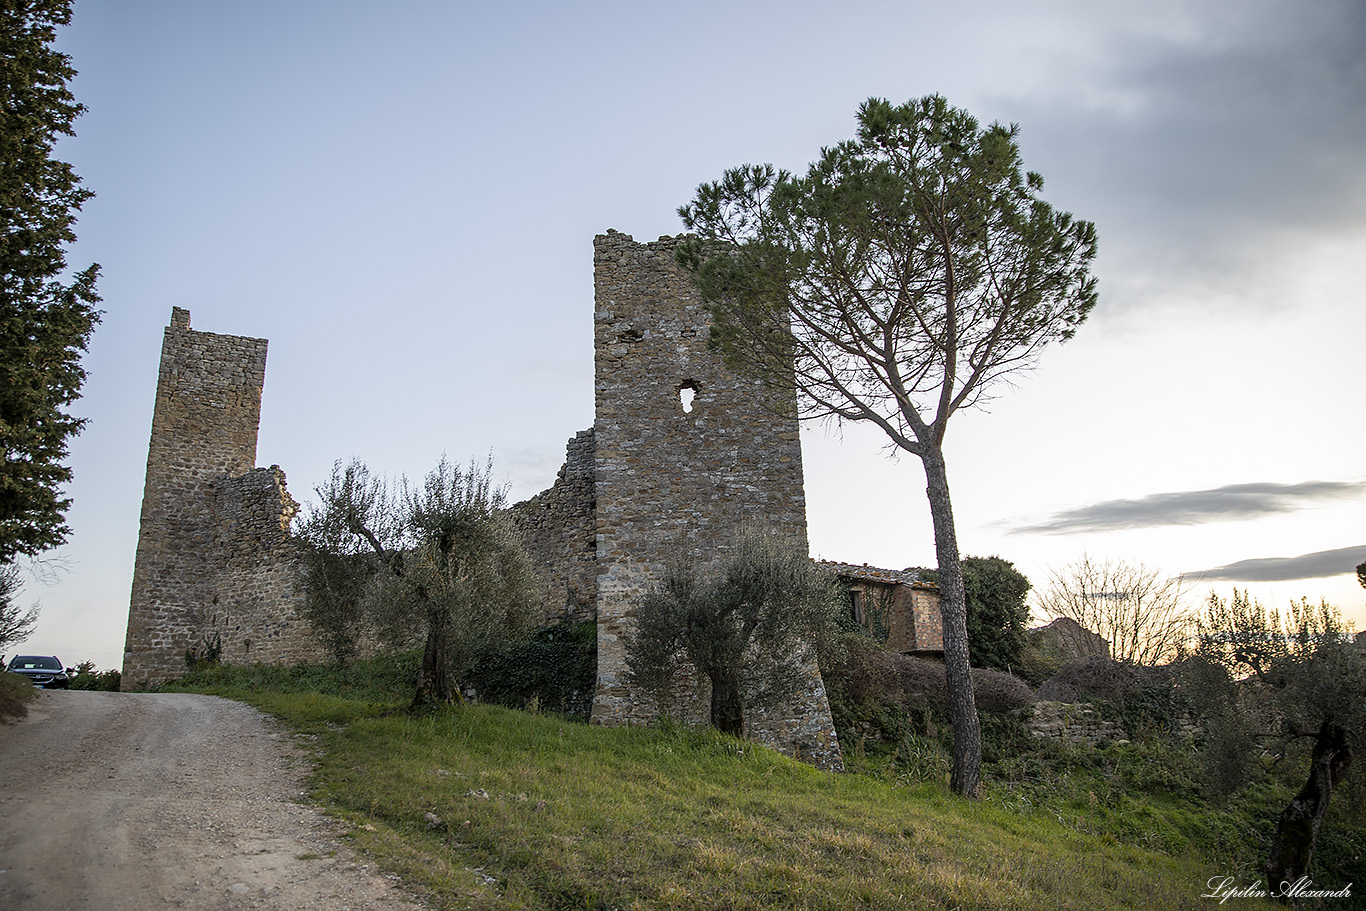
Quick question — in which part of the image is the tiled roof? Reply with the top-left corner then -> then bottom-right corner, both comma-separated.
814,560 -> 933,588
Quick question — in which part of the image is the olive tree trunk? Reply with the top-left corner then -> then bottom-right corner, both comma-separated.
709,665 -> 745,737
923,446 -> 982,798
1266,722 -> 1353,895
412,604 -> 456,707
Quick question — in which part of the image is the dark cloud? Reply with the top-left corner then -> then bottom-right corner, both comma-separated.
1005,0 -> 1366,302
1012,481 -> 1366,535
1195,546 -> 1366,582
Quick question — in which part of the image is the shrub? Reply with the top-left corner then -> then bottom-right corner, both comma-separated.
918,556 -> 1032,672
69,660 -> 121,691
825,639 -> 1035,771
0,669 -> 34,722
467,621 -> 597,720
1017,631 -> 1074,686
184,632 -> 222,670
972,666 -> 1036,714
834,643 -> 1033,715
1037,656 -> 1187,737
172,650 -> 421,704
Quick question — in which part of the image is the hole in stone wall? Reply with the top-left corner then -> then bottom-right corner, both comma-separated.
678,380 -> 698,413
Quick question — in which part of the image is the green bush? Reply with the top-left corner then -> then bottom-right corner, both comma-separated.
1017,632 -> 1073,686
172,650 -> 421,705
828,641 -> 1033,718
184,631 -> 222,670
918,556 -> 1032,672
826,639 -> 1038,781
467,620 -> 596,719
0,670 -> 34,722
68,660 -> 121,691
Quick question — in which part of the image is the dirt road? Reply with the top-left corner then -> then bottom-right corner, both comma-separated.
0,690 -> 427,910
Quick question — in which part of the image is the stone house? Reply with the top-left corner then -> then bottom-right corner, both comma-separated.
818,561 -> 943,655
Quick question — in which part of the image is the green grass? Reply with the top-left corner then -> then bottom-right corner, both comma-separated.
0,669 -> 35,722
166,660 -> 1294,911
317,707 -> 1254,910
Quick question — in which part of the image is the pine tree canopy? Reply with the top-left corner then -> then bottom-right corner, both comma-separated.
0,0 -> 101,564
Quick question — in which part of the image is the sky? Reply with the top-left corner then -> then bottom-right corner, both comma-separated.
13,0 -> 1365,671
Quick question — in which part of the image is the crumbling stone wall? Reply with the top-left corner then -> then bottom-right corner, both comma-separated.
1025,701 -> 1129,746
122,309 -> 320,690
588,231 -> 842,769
207,466 -> 319,666
509,429 -> 598,625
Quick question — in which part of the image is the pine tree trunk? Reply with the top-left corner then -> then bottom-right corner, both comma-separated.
710,666 -> 745,737
1266,722 -> 1353,896
922,446 -> 982,798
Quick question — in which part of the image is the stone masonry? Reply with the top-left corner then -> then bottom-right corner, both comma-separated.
508,429 -> 598,625
587,231 -> 842,770
122,309 -> 321,690
1024,701 -> 1129,746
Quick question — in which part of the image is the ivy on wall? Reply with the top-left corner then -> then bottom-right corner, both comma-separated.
468,621 -> 597,720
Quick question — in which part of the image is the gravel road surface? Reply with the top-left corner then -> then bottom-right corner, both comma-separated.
0,689 -> 427,910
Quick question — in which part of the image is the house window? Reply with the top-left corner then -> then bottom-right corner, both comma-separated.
850,589 -> 865,625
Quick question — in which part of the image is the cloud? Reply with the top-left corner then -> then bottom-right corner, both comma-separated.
1194,545 -> 1366,582
1001,0 -> 1366,306
1012,480 -> 1366,535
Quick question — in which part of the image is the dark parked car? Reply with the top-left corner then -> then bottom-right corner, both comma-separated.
7,655 -> 70,689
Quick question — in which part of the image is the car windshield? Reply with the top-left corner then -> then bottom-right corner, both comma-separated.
11,656 -> 61,670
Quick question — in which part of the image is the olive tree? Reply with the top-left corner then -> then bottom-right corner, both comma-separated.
627,528 -> 846,737
1196,590 -> 1364,889
297,456 -> 536,706
678,96 -> 1098,795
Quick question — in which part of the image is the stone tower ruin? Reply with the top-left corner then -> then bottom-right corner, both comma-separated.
585,232 -> 841,768
122,308 -> 320,690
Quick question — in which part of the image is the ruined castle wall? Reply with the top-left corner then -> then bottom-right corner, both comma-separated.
122,309 -> 320,689
589,232 -> 841,769
207,467 -> 320,666
508,429 -> 598,625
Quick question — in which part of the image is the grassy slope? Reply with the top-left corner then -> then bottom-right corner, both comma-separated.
172,666 -> 1274,911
